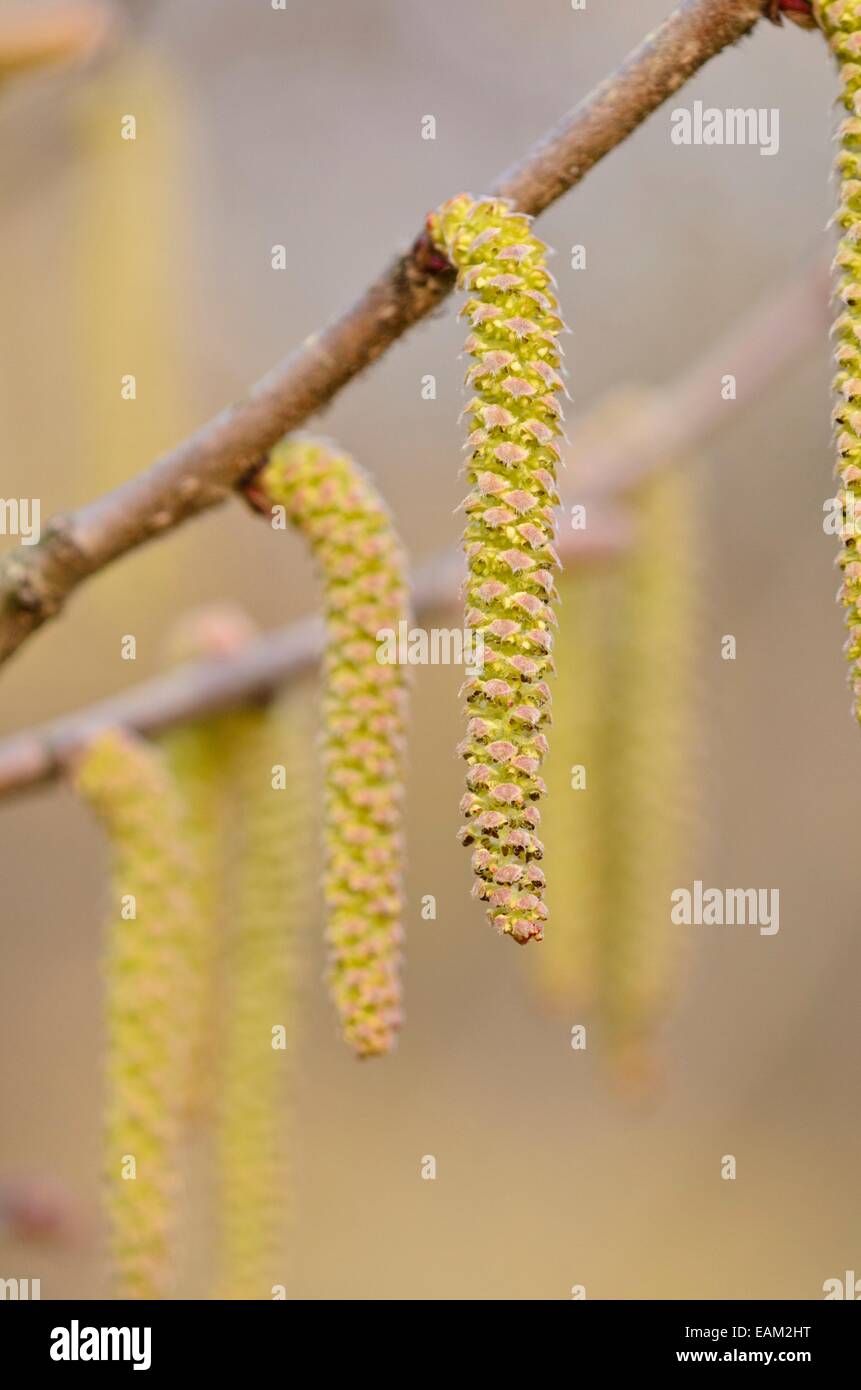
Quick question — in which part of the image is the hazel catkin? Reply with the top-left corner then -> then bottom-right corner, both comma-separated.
75,729 -> 191,1300
217,690 -> 314,1298
536,450 -> 696,1083
533,564 -> 607,1010
427,194 -> 566,944
160,606 -> 258,1123
814,1 -> 861,724
600,464 -> 696,1076
257,437 -> 409,1058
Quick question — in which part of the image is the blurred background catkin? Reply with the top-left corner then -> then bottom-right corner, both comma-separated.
0,0 -> 858,1299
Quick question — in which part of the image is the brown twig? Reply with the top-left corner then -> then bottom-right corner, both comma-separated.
0,0 -> 772,669
0,256 -> 828,801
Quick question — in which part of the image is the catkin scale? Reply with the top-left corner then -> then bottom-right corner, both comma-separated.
75,730 -> 190,1300
258,438 -> 409,1058
815,2 -> 861,724
427,194 -> 565,944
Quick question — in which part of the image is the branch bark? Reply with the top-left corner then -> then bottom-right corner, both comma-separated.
0,254 -> 828,801
0,0 -> 771,668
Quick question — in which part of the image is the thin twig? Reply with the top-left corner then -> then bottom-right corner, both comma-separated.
0,257 -> 828,801
0,0 -> 772,668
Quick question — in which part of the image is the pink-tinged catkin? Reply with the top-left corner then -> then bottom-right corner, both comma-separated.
814,1 -> 861,724
427,194 -> 565,945
74,729 -> 191,1300
258,438 -> 409,1058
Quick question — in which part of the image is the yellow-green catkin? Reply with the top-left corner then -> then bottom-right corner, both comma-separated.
159,607 -> 259,1123
74,53 -> 188,491
599,465 -> 696,1077
258,438 -> 409,1058
217,690 -> 316,1299
535,386 -> 696,1082
160,609 -> 316,1293
72,52 -> 193,633
533,564 -> 609,1011
427,195 -> 565,945
75,729 -> 191,1300
815,2 -> 861,724
159,719 -> 227,1123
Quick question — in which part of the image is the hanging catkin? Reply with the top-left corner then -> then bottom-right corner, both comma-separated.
814,2 -> 861,724
71,51 -> 195,642
218,689 -> 316,1299
159,719 -> 227,1123
159,608 -> 316,1293
536,389 -> 697,1078
160,607 -> 258,1122
599,464 -> 696,1075
533,563 -> 608,1010
74,53 -> 189,492
427,194 -> 565,945
256,438 -> 409,1058
75,729 -> 190,1300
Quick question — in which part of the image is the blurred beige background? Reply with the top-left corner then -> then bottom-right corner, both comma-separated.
0,0 -> 857,1299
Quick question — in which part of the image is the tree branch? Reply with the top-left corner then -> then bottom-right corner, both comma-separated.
0,0 -> 771,668
0,254 -> 827,801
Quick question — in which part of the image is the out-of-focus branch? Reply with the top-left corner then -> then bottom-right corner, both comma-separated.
0,257 -> 828,801
574,255 -> 831,495
0,0 -> 773,669
0,531 -> 623,801
0,2 -> 114,79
